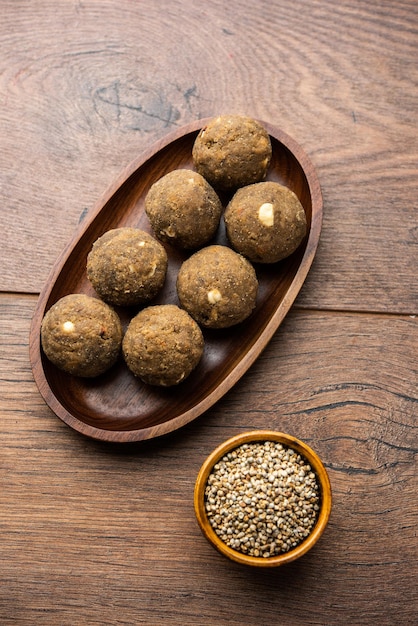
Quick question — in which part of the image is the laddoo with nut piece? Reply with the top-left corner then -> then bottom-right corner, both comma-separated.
87,227 -> 168,307
192,115 -> 272,191
41,294 -> 122,377
145,169 -> 222,249
122,304 -> 204,386
176,245 -> 258,329
224,181 -> 307,263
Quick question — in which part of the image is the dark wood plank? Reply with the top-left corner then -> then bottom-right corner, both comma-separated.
1,0 -> 417,315
1,0 -> 417,624
1,294 -> 416,624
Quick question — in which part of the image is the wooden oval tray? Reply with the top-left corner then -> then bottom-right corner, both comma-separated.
29,118 -> 322,443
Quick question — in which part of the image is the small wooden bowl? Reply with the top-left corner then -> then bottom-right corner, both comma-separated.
194,430 -> 332,567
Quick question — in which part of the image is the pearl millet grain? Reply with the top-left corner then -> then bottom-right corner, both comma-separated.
204,441 -> 320,558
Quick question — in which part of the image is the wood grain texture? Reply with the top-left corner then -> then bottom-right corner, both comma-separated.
1,0 -> 418,624
1,295 -> 417,625
1,0 -> 417,314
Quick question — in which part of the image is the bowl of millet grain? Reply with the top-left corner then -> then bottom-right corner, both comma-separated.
194,431 -> 332,567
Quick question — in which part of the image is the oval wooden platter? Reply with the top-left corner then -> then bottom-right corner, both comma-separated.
29,118 -> 323,443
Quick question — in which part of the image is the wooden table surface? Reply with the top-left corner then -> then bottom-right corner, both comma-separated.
1,1 -> 417,624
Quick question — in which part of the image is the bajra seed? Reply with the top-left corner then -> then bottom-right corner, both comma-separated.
205,440 -> 320,558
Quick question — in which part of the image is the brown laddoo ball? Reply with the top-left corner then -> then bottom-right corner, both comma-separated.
145,169 -> 222,249
87,228 -> 167,307
192,115 -> 272,191
176,245 -> 258,329
224,181 -> 307,263
40,294 -> 122,377
122,304 -> 204,386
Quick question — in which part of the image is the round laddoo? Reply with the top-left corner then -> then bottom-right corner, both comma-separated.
192,115 -> 272,191
224,181 -> 307,263
86,228 -> 167,307
145,169 -> 222,249
122,304 -> 204,386
176,245 -> 258,329
41,294 -> 122,377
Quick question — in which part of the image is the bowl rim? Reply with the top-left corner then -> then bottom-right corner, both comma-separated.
194,430 -> 332,567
